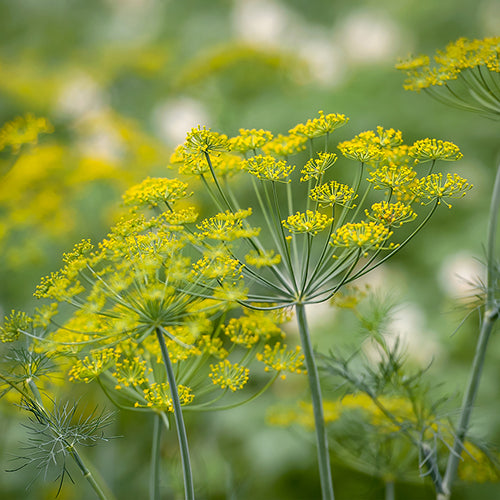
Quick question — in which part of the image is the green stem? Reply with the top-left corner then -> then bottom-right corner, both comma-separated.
385,481 -> 395,500
68,447 -> 114,500
439,162 -> 500,499
150,413 -> 162,500
156,328 -> 195,500
295,303 -> 334,500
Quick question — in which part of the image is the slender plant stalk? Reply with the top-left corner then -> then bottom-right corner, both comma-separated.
0,374 -> 114,500
155,328 -> 195,500
385,480 -> 395,500
295,303 -> 334,500
150,413 -> 162,500
69,447 -> 113,500
438,162 -> 500,499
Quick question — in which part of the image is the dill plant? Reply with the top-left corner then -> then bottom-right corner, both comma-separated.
168,112 -> 470,500
1,178 -> 304,499
397,36 -> 500,500
0,110 -> 472,499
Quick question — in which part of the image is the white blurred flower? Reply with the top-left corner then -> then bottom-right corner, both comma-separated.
336,9 -> 401,64
152,97 -> 210,146
438,252 -> 484,298
55,73 -> 107,120
232,0 -> 290,47
295,33 -> 346,87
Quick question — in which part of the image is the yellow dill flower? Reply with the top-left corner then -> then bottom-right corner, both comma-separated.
366,201 -> 417,227
309,180 -> 357,207
0,310 -> 32,342
368,164 -> 417,191
224,310 -> 283,348
230,128 -> 273,153
210,152 -> 244,177
112,355 -> 151,389
458,442 -> 500,483
417,172 -> 472,207
282,210 -> 332,236
256,342 -> 306,379
192,253 -> 244,282
245,249 -> 281,268
300,152 -> 338,181
157,207 -> 199,226
338,135 -> 383,163
0,113 -> 53,153
122,177 -> 190,208
69,348 -> 116,383
33,303 -> 59,328
396,37 -> 500,117
196,208 -> 259,241
213,279 -> 249,303
209,359 -> 249,391
331,221 -> 393,254
409,138 -> 463,163
242,154 -> 295,183
183,126 -> 230,156
179,152 -> 211,176
136,382 -> 194,411
261,133 -> 308,157
289,111 -> 349,139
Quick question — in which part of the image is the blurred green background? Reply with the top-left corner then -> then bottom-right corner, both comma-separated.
0,0 -> 499,498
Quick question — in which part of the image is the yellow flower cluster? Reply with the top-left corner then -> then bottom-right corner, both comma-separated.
230,128 -> 273,153
289,110 -> 349,139
309,180 -> 356,208
224,310 -> 283,348
241,155 -> 295,182
209,359 -> 250,391
113,356 -> 150,389
331,222 -> 393,253
68,349 -> 116,383
183,126 -> 230,156
136,382 -> 194,412
261,133 -> 308,157
458,442 -> 500,483
409,138 -> 463,163
300,152 -> 338,181
256,342 -> 306,379
0,113 -> 53,153
196,208 -> 259,241
396,37 -> 500,91
282,210 -> 332,236
367,164 -> 417,192
122,177 -> 190,208
366,201 -> 416,227
0,310 -> 32,342
418,173 -> 472,206
244,249 -> 282,268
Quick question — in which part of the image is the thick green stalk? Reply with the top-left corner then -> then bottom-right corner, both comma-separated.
156,328 -> 195,500
295,303 -> 334,500
150,413 -> 162,500
439,162 -> 500,499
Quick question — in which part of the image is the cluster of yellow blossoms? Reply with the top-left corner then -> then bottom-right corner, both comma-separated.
2,111 -> 470,421
396,37 -> 500,117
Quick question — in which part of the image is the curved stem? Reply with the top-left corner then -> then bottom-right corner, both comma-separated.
295,303 -> 335,500
439,161 -> 500,499
150,413 -> 162,500
156,328 -> 195,500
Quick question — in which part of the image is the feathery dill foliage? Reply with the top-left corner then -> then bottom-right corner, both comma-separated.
396,36 -> 500,118
8,398 -> 114,494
